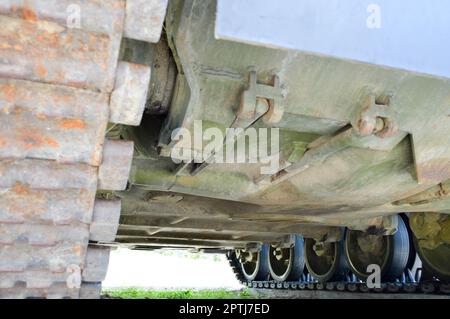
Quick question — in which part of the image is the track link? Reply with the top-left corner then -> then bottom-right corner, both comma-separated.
241,280 -> 450,296
0,0 -> 161,299
227,253 -> 450,297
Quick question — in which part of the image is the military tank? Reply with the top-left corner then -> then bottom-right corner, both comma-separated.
0,0 -> 449,298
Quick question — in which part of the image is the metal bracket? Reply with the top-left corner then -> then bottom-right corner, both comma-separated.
271,235 -> 295,249
348,215 -> 399,236
353,94 -> 399,138
188,70 -> 285,176
237,69 -> 285,127
244,242 -> 263,252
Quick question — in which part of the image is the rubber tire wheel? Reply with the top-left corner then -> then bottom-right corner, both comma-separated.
240,244 -> 270,282
304,239 -> 349,283
412,235 -> 450,282
268,235 -> 305,282
400,213 -> 418,270
345,215 -> 410,281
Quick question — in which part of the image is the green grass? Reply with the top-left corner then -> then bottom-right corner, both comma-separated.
102,288 -> 255,299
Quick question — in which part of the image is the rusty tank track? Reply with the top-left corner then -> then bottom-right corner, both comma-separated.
0,1 -> 159,299
227,253 -> 450,296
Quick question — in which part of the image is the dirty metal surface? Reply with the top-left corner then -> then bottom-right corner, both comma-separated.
124,0 -> 168,43
90,200 -> 122,243
0,15 -> 122,91
110,0 -> 450,255
82,246 -> 111,283
0,0 -> 126,91
0,0 -> 125,34
0,79 -> 110,165
98,140 -> 135,191
0,0 -> 161,299
110,61 -> 152,126
135,0 -> 450,216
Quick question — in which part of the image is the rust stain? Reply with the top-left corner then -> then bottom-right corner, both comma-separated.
113,1 -> 126,9
91,151 -> 102,166
53,92 -> 72,105
11,182 -> 29,195
21,136 -> 39,149
1,12 -> 117,91
1,43 -> 12,49
22,6 -> 38,22
35,64 -> 48,78
1,85 -> 16,102
59,119 -> 86,129
19,130 -> 60,149
73,245 -> 82,256
11,106 -> 23,114
36,113 -> 47,120
44,137 -> 59,148
0,42 -> 22,51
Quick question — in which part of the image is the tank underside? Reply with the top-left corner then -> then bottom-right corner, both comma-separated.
113,0 -> 450,290
115,0 -> 450,250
